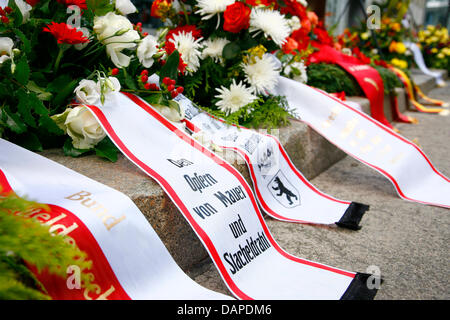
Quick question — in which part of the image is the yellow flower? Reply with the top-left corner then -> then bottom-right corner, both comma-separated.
391,23 -> 401,32
391,58 -> 408,69
431,48 -> 438,53
361,32 -> 370,40
395,42 -> 406,54
389,41 -> 398,53
437,53 -> 445,59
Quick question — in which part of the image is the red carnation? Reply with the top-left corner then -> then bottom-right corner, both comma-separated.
57,0 -> 88,10
223,2 -> 251,34
166,25 -> 202,42
313,26 -> 334,46
43,22 -> 89,45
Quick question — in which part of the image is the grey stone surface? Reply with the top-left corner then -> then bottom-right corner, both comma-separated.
190,80 -> 450,300
411,68 -> 448,94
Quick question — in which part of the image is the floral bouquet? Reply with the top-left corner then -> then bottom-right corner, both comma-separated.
0,0 -> 185,160
336,1 -> 414,71
418,25 -> 450,73
150,0 -> 316,129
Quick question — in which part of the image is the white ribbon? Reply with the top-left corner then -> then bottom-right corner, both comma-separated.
0,138 -> 231,300
175,94 -> 369,229
275,77 -> 450,208
80,91 -> 377,300
404,41 -> 446,87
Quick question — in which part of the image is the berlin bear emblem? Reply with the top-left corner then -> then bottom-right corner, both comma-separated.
268,171 -> 301,208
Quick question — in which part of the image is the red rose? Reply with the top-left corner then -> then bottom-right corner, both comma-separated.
223,2 -> 251,34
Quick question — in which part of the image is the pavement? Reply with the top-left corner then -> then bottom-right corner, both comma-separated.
188,82 -> 450,300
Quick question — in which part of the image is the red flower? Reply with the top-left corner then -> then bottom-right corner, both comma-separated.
352,47 -> 371,65
282,37 -> 299,54
245,0 -> 274,6
43,22 -> 89,45
223,2 -> 251,34
313,26 -> 334,46
26,0 -> 40,6
291,28 -> 310,51
57,0 -> 88,10
151,0 -> 173,18
166,25 -> 202,42
280,0 -> 308,21
178,57 -> 187,74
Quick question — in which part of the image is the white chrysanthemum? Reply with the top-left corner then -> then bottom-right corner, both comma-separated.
195,0 -> 235,20
249,8 -> 291,46
202,38 -> 230,63
242,54 -> 280,95
215,80 -> 258,115
169,32 -> 204,74
284,61 -> 308,84
287,16 -> 301,32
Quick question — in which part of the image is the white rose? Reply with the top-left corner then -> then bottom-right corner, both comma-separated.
94,13 -> 140,68
94,12 -> 135,43
0,37 -> 14,65
52,106 -> 106,150
115,0 -> 137,16
137,35 -> 158,68
74,79 -> 101,105
106,41 -> 137,68
97,76 -> 121,95
155,105 -> 185,122
14,0 -> 32,23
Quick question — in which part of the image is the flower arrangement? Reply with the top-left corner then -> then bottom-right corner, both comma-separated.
0,0 -> 185,160
336,0 -> 413,71
150,0 -> 313,129
418,25 -> 450,73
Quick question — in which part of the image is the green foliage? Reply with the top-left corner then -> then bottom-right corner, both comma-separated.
0,193 -> 93,300
371,65 -> 403,94
306,63 -> 363,96
199,95 -> 292,131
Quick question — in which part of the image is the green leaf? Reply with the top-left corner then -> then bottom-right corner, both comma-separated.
159,50 -> 180,82
223,42 -> 241,60
12,28 -> 31,54
9,0 -> 24,27
94,138 -> 118,162
17,90 -> 37,128
238,34 -> 258,51
28,92 -> 49,116
52,79 -> 79,109
123,69 -> 137,91
63,139 -> 91,157
1,106 -> 27,134
26,81 -> 53,101
142,92 -> 169,108
38,115 -> 64,135
14,55 -> 30,86
15,132 -> 43,152
86,0 -> 115,16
